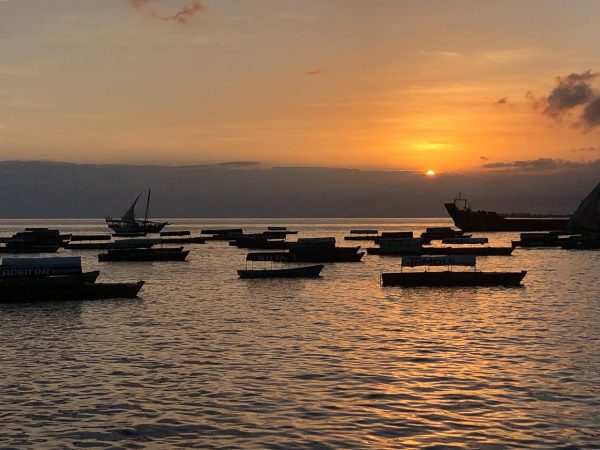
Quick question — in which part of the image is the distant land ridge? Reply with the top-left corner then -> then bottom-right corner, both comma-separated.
0,160 -> 596,218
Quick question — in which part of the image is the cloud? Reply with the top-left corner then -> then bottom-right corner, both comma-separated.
130,0 -> 205,25
582,97 -> 600,128
480,156 -> 489,161
306,68 -> 324,76
482,158 -> 594,172
545,71 -> 597,117
528,71 -> 600,129
573,146 -> 600,153
130,0 -> 151,7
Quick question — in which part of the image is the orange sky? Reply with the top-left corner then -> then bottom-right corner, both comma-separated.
0,0 -> 599,172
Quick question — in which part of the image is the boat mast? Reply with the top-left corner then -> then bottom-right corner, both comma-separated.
144,190 -> 151,223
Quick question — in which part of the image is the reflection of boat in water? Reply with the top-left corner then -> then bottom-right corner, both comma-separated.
238,252 -> 323,279
0,257 -> 143,302
106,190 -> 168,235
381,255 -> 526,287
445,194 -> 569,232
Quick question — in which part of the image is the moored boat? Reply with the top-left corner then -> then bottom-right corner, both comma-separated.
368,237 -> 513,256
421,246 -> 513,256
512,232 -> 562,248
98,247 -> 190,262
70,234 -> 112,242
0,228 -> 69,253
381,255 -> 526,287
0,257 -> 143,302
445,194 -> 570,232
420,227 -> 468,240
441,237 -> 488,245
238,252 -> 323,278
106,190 -> 168,234
344,229 -> 379,241
287,237 -> 364,262
159,236 -> 207,244
267,226 -> 298,234
160,230 -> 191,236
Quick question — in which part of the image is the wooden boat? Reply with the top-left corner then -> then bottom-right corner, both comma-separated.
372,232 -> 429,244
98,247 -> 189,262
83,271 -> 100,283
367,237 -> 422,255
267,226 -> 298,234
381,255 -> 526,287
70,234 -> 112,241
113,231 -> 147,237
238,265 -> 323,278
345,229 -> 379,241
512,232 -> 563,248
292,252 -> 364,263
159,236 -> 206,244
160,230 -> 191,236
0,277 -> 144,302
367,237 -> 513,256
420,227 -> 469,240
65,242 -> 111,250
422,246 -> 513,256
238,252 -> 323,278
261,231 -> 289,239
345,235 -> 379,241
65,237 -> 166,251
106,190 -> 168,234
0,245 -> 60,253
201,228 -> 243,235
382,271 -> 527,287
560,236 -> 600,250
0,228 -> 69,253
287,237 -> 364,262
230,238 -> 288,250
441,237 -> 488,245
0,257 -> 143,302
370,246 -> 513,256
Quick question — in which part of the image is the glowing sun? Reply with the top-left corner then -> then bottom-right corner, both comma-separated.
425,170 -> 436,176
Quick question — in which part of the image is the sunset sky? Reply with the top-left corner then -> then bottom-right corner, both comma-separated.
1,0 -> 599,172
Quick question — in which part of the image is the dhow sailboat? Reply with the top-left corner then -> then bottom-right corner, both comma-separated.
106,190 -> 168,235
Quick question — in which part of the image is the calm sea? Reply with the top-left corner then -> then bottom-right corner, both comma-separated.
1,218 -> 599,449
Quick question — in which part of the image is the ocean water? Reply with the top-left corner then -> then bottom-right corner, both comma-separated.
1,218 -> 599,449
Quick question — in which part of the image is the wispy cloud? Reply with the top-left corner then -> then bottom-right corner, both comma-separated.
130,0 -> 206,26
482,158 -> 594,172
421,47 -> 540,64
572,146 -> 600,153
306,68 -> 324,76
275,12 -> 316,22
